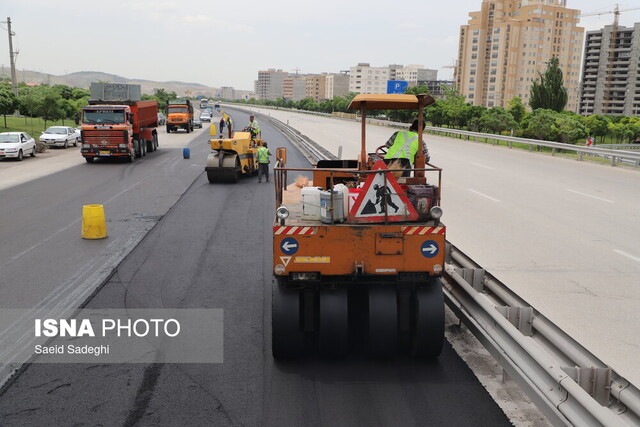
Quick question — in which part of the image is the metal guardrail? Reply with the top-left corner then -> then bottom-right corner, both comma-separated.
425,127 -> 640,168
444,243 -> 640,426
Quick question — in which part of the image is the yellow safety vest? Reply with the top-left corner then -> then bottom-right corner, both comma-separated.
385,131 -> 419,163
257,146 -> 270,163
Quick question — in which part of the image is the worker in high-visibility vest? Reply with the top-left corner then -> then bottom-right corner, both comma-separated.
247,115 -> 261,139
384,119 -> 430,176
256,142 -> 271,183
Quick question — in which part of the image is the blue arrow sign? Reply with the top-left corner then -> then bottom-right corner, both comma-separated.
280,237 -> 299,255
421,240 -> 439,258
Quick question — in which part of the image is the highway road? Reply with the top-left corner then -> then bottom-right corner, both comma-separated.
234,105 -> 640,387
0,110 -> 510,425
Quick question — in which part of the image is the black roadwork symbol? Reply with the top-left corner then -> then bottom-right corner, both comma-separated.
373,184 -> 399,214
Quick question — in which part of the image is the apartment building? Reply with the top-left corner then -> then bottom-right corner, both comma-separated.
455,0 -> 584,110
579,23 -> 640,116
283,75 -> 307,101
349,63 -> 439,94
325,73 -> 350,99
349,63 -> 390,94
305,74 -> 327,102
395,65 -> 438,83
254,69 -> 288,101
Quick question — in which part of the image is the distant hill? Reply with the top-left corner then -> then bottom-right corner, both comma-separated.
0,68 -> 234,98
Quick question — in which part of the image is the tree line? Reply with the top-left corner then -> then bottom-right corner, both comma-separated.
0,79 -> 178,129
234,57 -> 640,145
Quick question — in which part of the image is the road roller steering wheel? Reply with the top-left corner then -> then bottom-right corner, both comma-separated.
375,145 -> 388,159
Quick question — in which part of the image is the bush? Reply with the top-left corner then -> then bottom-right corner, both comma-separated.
35,141 -> 48,153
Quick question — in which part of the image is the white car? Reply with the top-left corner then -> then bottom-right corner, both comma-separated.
200,112 -> 212,122
0,132 -> 37,161
39,126 -> 81,148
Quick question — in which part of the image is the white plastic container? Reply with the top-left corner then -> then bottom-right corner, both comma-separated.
333,183 -> 350,218
320,190 -> 345,224
301,187 -> 323,220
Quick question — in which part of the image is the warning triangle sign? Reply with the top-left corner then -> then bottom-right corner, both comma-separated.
348,160 -> 418,223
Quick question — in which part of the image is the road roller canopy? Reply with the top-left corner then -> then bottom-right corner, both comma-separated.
347,94 -> 435,111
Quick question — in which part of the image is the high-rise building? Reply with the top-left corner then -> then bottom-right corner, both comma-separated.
579,23 -> 640,116
254,69 -> 288,101
455,0 -> 584,110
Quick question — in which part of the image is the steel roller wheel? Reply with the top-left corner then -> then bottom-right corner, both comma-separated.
272,280 -> 305,360
367,285 -> 398,357
412,278 -> 445,358
318,288 -> 348,357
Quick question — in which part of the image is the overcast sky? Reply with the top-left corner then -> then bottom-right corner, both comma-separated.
2,1 -> 640,91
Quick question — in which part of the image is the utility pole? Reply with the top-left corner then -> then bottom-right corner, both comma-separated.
3,17 -> 19,97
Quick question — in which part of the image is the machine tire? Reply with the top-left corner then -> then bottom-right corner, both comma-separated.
30,147 -> 36,157
85,157 -> 93,163
318,288 -> 349,357
154,133 -> 158,150
412,278 -> 445,358
367,285 -> 398,357
166,126 -> 171,133
186,125 -> 191,134
16,150 -> 23,161
141,140 -> 147,156
63,140 -> 68,149
74,138 -> 78,147
272,280 -> 305,360
126,149 -> 135,163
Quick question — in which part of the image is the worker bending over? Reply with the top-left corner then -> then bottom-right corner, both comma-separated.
384,119 -> 430,176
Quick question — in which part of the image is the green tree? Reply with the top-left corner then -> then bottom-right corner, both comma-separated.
478,107 -> 517,134
554,115 -> 587,144
529,57 -> 568,112
424,101 -> 447,127
522,109 -> 558,141
0,87 -> 18,127
36,87 -> 65,128
583,115 -> 610,143
507,96 -> 526,124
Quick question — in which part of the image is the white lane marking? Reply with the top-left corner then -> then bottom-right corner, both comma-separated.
468,189 -> 501,203
614,250 -> 640,263
471,162 -> 494,170
567,189 -> 614,203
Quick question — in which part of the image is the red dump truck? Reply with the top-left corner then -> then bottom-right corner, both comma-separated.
80,83 -> 159,163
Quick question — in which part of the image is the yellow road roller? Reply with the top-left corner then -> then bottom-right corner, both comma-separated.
205,122 -> 264,183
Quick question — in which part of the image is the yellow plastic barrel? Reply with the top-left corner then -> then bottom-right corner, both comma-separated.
209,124 -> 217,136
82,204 -> 108,239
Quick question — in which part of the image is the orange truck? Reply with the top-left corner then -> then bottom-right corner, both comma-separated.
166,99 -> 194,133
271,93 -> 445,359
81,83 -> 159,163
